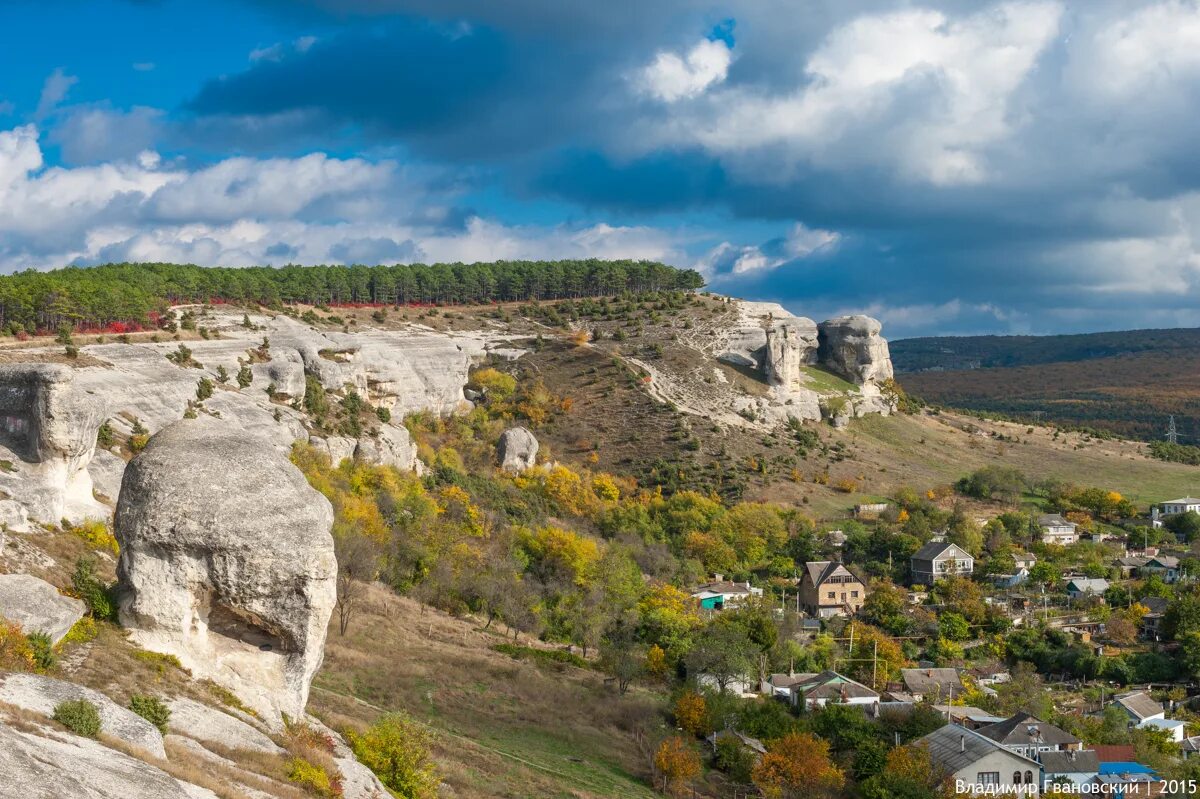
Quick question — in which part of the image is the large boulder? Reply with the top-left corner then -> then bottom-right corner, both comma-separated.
0,720 -> 213,799
166,697 -> 283,755
0,363 -> 106,525
114,416 -> 336,727
497,427 -> 538,473
817,316 -> 894,385
0,573 -> 85,644
763,317 -> 819,388
0,673 -> 166,758
353,423 -> 420,472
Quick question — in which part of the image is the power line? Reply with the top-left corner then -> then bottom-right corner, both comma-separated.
1167,415 -> 1179,445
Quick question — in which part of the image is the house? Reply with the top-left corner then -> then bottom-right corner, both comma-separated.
1139,717 -> 1186,743
1039,513 -> 1080,545
935,705 -> 1007,730
691,577 -> 763,610
1113,691 -> 1164,725
1040,749 -> 1100,788
898,668 -> 964,703
976,712 -> 1083,760
787,670 -> 879,709
916,724 -> 1042,796
991,568 -> 1029,589
1181,736 -> 1200,759
1161,497 -> 1200,516
1065,577 -> 1110,599
798,561 -> 868,618
1116,555 -> 1150,578
1141,555 -> 1180,583
1013,552 -> 1037,570
761,672 -> 817,700
1139,597 -> 1169,640
910,541 -> 974,585
1095,762 -> 1159,796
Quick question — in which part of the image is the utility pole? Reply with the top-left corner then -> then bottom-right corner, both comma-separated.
848,622 -> 855,658
872,640 -> 879,691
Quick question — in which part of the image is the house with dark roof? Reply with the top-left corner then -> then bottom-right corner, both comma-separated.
910,541 -> 974,585
761,672 -> 817,700
1040,749 -> 1100,788
1142,555 -> 1181,583
897,668 -> 964,703
797,561 -> 867,618
1113,691 -> 1164,724
1096,762 -> 1158,794
976,712 -> 1083,761
915,724 -> 1042,795
1039,513 -> 1080,545
787,670 -> 879,709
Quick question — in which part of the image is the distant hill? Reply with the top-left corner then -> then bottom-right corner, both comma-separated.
893,328 -> 1200,443
891,327 -> 1200,372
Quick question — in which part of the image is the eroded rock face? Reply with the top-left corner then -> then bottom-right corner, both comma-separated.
354,423 -> 420,472
0,574 -> 85,644
0,364 -> 106,526
763,317 -> 819,388
0,673 -> 166,758
497,427 -> 538,472
115,417 -> 336,727
0,720 -> 209,799
817,315 -> 894,385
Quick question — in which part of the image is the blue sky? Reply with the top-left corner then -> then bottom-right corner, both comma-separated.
2,0 -> 1200,337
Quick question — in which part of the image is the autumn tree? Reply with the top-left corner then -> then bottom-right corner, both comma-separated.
752,732 -> 845,799
654,737 -> 702,797
333,529 -> 382,636
673,690 -> 710,736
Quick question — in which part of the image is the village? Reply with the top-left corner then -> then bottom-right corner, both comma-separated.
683,487 -> 1200,796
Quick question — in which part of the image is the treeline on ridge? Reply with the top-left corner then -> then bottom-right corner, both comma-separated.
0,260 -> 705,333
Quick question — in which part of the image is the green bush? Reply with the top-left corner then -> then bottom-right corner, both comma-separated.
28,631 -> 55,671
287,757 -> 337,797
129,694 -> 171,733
490,643 -> 588,669
347,712 -> 439,798
53,699 -> 101,738
72,557 -> 117,622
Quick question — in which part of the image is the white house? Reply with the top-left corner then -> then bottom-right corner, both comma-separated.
917,724 -> 1042,796
1139,717 -> 1187,743
1161,497 -> 1200,516
787,670 -> 879,709
1142,555 -> 1181,583
1039,514 -> 1080,545
976,712 -> 1083,760
691,577 -> 763,610
1065,577 -> 1109,599
1113,691 -> 1164,724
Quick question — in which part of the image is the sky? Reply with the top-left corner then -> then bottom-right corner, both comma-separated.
2,0 -> 1200,337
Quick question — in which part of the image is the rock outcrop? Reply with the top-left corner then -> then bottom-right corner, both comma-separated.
763,317 -> 819,388
114,417 -> 337,727
0,720 -> 214,799
0,363 -> 106,527
817,315 -> 894,385
497,427 -> 538,472
0,573 -> 85,644
0,673 -> 166,758
353,423 -> 420,472
166,697 -> 283,755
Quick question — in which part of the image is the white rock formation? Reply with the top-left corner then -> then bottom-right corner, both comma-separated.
0,573 -> 85,644
763,317 -> 819,388
0,363 -> 107,528
354,422 -> 421,472
114,416 -> 337,727
817,315 -> 894,385
0,673 -> 166,758
166,697 -> 283,755
497,427 -> 538,472
0,720 -> 213,799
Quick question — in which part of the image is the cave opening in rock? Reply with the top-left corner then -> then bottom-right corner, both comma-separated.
206,602 -> 287,654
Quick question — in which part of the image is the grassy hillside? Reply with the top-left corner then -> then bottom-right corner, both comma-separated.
898,350 -> 1200,442
891,327 -> 1200,372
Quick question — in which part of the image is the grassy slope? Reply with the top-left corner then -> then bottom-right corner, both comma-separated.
310,589 -> 665,799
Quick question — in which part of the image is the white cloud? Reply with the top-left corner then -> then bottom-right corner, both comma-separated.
0,125 -> 686,272
637,38 -> 732,102
695,222 -> 840,277
34,68 -> 78,120
647,2 -> 1062,185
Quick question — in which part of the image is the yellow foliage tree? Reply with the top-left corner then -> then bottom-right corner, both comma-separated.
752,732 -> 845,799
673,690 -> 709,736
654,737 -> 701,797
